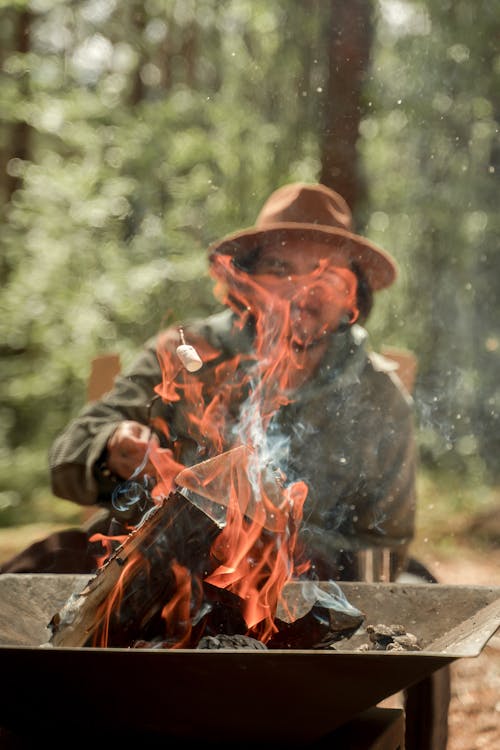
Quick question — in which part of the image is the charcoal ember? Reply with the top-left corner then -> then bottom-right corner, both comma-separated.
389,633 -> 421,651
130,639 -> 172,649
197,584 -> 249,638
358,623 -> 421,651
197,634 -> 268,650
268,604 -> 364,650
367,623 -> 395,648
131,633 -> 268,650
388,624 -> 407,636
386,642 -> 405,651
269,580 -> 365,649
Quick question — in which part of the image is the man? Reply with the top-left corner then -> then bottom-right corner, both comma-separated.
1,182 -> 416,578
2,184 -> 449,749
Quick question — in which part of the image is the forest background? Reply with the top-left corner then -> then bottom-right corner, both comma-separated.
0,0 -> 499,564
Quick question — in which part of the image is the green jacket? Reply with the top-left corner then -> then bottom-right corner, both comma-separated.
50,309 -> 416,577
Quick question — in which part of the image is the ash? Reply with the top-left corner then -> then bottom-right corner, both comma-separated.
356,623 -> 422,652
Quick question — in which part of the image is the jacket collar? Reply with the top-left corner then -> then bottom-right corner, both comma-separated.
223,309 -> 370,391
314,324 -> 369,389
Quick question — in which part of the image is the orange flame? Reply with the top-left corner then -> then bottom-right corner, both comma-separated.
98,252 -> 359,646
93,549 -> 149,647
89,531 -> 128,569
160,561 -> 196,648
205,474 -> 308,641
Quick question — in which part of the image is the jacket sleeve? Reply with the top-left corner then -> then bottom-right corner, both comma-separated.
49,337 -> 162,506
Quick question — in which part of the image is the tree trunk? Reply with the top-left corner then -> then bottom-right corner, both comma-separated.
129,2 -> 147,106
1,8 -> 31,205
319,0 -> 374,210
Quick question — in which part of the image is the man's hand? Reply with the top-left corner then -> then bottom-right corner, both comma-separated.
106,421 -> 160,480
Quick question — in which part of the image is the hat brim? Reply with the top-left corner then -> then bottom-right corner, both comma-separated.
208,223 -> 397,291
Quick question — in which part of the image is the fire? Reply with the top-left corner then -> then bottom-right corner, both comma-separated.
95,252 -> 359,647
91,531 -> 128,569
174,445 -> 309,641
160,561 -> 197,648
205,477 -> 309,641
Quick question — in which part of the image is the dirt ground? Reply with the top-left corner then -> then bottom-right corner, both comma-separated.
415,545 -> 500,750
0,527 -> 499,749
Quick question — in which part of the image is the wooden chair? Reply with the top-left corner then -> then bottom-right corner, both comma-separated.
87,353 -> 122,402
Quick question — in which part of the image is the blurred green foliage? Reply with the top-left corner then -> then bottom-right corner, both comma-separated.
361,0 -> 499,480
0,0 -> 498,526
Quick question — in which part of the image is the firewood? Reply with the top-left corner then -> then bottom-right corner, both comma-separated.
175,444 -> 288,532
48,447 -> 290,648
48,492 -> 220,648
47,450 -> 365,651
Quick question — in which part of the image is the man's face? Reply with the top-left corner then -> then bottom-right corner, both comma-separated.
249,240 -> 358,348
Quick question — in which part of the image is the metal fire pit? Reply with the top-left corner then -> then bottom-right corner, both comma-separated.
0,574 -> 499,744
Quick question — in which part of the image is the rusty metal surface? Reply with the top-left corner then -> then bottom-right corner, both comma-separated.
0,574 -> 499,742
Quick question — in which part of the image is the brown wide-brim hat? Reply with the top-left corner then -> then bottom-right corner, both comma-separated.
208,182 -> 397,291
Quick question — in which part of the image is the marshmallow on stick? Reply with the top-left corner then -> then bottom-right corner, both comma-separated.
176,327 -> 203,372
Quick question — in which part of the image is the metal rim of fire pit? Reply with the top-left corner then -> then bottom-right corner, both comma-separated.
0,575 -> 499,743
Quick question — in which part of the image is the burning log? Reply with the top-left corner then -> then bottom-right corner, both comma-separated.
174,444 -> 290,533
48,523 -> 365,650
48,448 -> 365,650
49,448 -> 265,648
49,492 -> 222,648
125,584 -> 366,650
